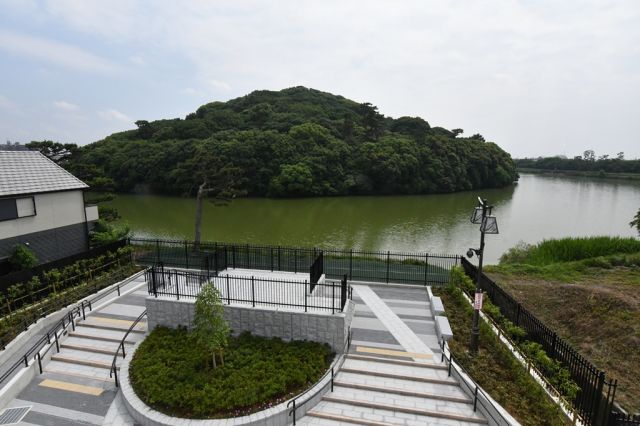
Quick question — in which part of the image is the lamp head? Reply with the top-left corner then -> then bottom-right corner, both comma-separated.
466,248 -> 475,258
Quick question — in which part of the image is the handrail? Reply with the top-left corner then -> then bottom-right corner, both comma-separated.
0,268 -> 145,388
110,310 -> 147,388
0,305 -> 82,385
440,338 -> 514,425
287,327 -> 351,425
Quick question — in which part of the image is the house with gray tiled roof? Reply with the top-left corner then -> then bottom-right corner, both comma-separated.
0,150 -> 99,267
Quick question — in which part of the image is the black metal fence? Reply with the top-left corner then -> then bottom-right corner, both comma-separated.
129,238 -> 459,286
310,252 -> 324,292
146,265 -> 350,314
460,257 -> 636,426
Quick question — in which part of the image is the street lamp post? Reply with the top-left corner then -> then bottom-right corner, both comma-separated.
468,197 -> 499,354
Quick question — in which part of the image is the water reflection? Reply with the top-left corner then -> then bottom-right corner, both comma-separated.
111,173 -> 640,264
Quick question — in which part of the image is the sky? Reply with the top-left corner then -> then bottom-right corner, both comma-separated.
0,0 -> 639,159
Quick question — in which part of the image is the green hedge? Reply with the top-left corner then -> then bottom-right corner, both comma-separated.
130,328 -> 334,418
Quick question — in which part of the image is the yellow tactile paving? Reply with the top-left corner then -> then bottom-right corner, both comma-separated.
39,379 -> 103,396
356,346 -> 433,360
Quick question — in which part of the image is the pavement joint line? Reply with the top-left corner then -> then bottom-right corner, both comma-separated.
356,346 -> 432,359
83,316 -> 146,326
38,379 -> 104,396
10,398 -> 104,425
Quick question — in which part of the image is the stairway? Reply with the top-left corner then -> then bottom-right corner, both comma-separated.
299,354 -> 487,426
44,315 -> 147,382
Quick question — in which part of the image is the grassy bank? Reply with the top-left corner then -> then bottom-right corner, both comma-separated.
433,281 -> 566,425
487,236 -> 640,412
130,328 -> 334,419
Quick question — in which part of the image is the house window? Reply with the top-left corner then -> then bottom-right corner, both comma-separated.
0,197 -> 36,221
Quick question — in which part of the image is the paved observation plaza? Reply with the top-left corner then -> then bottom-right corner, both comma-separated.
0,269 -> 487,426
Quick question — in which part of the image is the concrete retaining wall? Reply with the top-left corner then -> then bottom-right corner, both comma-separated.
146,296 -> 354,353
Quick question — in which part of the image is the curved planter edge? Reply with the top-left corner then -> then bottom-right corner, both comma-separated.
120,339 -> 343,426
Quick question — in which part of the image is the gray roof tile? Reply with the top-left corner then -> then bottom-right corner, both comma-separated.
0,151 -> 88,197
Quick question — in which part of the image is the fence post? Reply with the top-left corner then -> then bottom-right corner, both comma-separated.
214,251 -> 218,275
153,267 -> 158,297
332,281 -> 335,314
305,281 -> 308,313
176,274 -> 180,301
349,249 -> 353,280
184,241 -> 189,269
386,251 -> 390,284
277,246 -> 281,271
232,245 -> 236,269
295,249 -> 298,274
341,274 -> 347,311
226,275 -> 231,305
592,371 -> 606,425
270,248 -> 274,272
516,303 -> 521,326
251,276 -> 255,307
424,253 -> 428,285
156,239 -> 160,265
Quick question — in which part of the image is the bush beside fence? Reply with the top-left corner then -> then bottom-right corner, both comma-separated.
460,257 -> 636,426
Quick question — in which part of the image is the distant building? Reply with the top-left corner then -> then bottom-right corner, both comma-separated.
0,150 -> 99,267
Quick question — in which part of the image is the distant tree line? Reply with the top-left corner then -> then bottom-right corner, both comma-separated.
28,87 -> 518,198
516,150 -> 640,174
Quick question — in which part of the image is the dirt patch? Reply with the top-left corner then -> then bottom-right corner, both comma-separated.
488,267 -> 640,412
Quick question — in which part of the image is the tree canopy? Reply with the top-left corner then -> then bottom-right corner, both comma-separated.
59,86 -> 518,197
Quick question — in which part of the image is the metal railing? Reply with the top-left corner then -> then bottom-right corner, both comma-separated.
147,266 -> 350,314
129,238 -> 460,286
440,338 -> 514,425
0,269 -> 142,387
287,327 -> 352,425
460,257 -> 631,426
110,310 -> 147,387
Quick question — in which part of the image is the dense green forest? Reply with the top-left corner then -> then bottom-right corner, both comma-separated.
516,152 -> 640,175
32,87 -> 518,197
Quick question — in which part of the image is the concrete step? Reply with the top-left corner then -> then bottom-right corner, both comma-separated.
69,327 -> 141,344
333,380 -> 472,404
76,320 -> 146,334
51,348 -> 115,370
44,360 -> 115,382
60,337 -> 123,355
303,410 -> 393,426
337,371 -> 467,398
319,398 -> 487,425
329,385 -> 479,418
342,358 -> 451,382
345,353 -> 448,370
339,365 -> 458,386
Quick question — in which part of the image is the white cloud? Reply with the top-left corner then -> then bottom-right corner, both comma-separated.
129,55 -> 145,66
180,88 -> 199,95
98,109 -> 132,124
53,100 -> 78,111
0,95 -> 15,110
206,79 -> 231,91
0,29 -> 119,73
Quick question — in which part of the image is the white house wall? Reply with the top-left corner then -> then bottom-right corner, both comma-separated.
0,191 -> 85,240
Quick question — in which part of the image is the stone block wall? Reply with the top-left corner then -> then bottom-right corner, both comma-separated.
146,296 -> 355,353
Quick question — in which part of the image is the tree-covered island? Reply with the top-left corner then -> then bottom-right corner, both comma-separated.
31,87 -> 518,197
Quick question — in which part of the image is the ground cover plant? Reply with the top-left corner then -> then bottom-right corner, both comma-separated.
433,282 -> 567,425
486,237 -> 640,412
130,328 -> 334,419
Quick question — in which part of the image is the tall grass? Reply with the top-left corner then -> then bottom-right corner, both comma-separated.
499,236 -> 640,265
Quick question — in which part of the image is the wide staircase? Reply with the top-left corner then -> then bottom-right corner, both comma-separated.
44,315 -> 147,382
300,353 -> 487,426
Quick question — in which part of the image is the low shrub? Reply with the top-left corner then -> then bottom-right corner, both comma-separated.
130,328 -> 334,419
8,245 -> 38,271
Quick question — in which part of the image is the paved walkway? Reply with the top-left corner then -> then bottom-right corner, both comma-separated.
299,284 -> 487,426
0,275 -> 146,426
